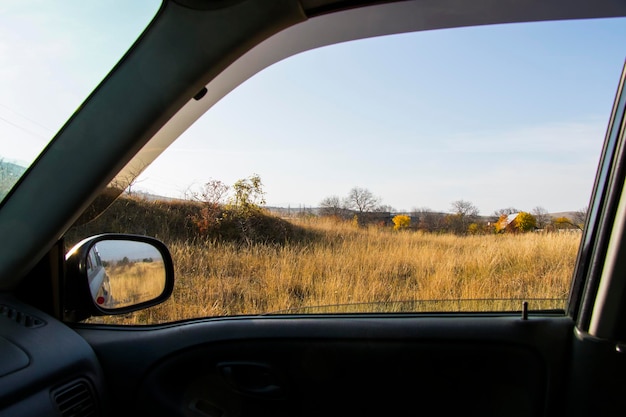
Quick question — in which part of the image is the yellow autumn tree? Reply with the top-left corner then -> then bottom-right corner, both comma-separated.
515,211 -> 537,232
392,214 -> 411,230
467,223 -> 480,235
494,214 -> 509,233
554,216 -> 580,230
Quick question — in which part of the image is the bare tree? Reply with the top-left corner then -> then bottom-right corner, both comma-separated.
451,200 -> 479,218
190,179 -> 229,206
449,200 -> 480,234
573,206 -> 588,229
107,159 -> 148,197
319,195 -> 346,218
493,207 -> 519,217
411,207 -> 445,233
531,206 -> 551,229
344,187 -> 381,213
111,166 -> 145,197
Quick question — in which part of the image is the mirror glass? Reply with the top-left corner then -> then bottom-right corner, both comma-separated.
86,240 -> 166,309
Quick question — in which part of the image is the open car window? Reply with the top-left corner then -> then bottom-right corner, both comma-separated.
0,0 -> 160,203
64,16 -> 626,324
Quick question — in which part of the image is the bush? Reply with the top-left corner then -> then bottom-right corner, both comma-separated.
392,215 -> 411,231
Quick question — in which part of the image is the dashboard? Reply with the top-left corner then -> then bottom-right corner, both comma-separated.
0,294 -> 105,417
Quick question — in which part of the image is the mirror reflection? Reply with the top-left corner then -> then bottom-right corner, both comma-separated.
86,240 -> 166,309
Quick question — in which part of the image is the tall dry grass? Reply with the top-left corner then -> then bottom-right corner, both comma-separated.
106,261 -> 166,308
96,217 -> 581,325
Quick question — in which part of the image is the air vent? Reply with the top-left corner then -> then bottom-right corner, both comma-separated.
52,380 -> 98,417
0,304 -> 45,328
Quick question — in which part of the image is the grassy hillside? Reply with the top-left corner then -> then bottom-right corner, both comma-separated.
65,194 -> 316,248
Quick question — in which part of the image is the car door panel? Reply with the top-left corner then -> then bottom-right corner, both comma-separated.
566,330 -> 626,417
77,315 -> 573,417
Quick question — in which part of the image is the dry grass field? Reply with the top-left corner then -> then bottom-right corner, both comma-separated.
92,216 -> 582,325
105,261 -> 166,308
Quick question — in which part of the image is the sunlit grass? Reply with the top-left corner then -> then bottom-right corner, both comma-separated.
95,217 -> 581,325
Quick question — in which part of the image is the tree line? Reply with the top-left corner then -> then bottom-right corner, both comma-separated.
319,186 -> 587,235
180,177 -> 587,236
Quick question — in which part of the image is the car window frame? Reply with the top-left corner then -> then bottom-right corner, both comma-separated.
0,0 -> 625,325
575,62 -> 626,338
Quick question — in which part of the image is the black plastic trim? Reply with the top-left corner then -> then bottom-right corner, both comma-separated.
572,62 -> 626,329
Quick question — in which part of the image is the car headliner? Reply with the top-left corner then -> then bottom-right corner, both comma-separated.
0,0 -> 625,290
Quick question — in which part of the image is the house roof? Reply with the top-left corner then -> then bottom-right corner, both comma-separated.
505,213 -> 520,226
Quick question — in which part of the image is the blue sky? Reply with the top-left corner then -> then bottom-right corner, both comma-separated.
0,0 -> 159,166
1,1 -> 625,215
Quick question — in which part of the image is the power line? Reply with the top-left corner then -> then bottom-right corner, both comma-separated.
0,114 -> 48,139
0,103 -> 54,133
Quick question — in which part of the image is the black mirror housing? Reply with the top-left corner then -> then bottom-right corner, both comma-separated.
63,234 -> 174,322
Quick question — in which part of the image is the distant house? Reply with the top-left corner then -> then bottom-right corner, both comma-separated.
495,213 -> 520,233
504,213 -> 519,232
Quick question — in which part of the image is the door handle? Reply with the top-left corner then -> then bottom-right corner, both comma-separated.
217,362 -> 286,399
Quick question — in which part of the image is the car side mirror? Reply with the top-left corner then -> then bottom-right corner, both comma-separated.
64,234 -> 174,322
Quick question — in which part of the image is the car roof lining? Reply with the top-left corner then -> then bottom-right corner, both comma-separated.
0,0 -> 625,290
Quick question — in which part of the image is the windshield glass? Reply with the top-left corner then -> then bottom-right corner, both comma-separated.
0,0 -> 161,202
